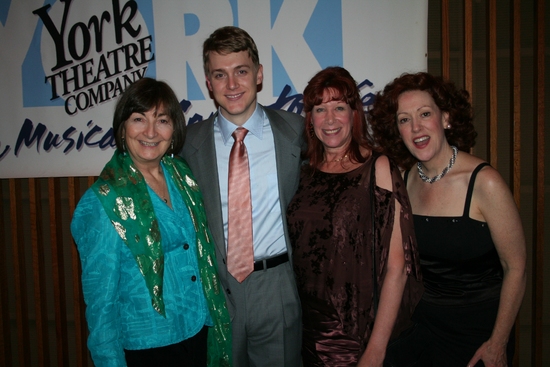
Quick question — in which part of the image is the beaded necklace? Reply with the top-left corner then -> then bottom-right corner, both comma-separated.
417,146 -> 458,184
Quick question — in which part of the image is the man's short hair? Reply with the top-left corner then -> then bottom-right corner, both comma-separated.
202,26 -> 260,74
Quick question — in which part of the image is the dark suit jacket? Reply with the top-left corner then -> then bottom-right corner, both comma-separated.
180,105 -> 305,311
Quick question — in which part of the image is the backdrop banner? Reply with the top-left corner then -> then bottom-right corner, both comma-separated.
0,0 -> 427,178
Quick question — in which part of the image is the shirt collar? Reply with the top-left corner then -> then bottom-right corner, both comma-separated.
216,104 -> 265,145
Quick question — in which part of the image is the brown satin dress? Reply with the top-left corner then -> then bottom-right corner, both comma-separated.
287,155 -> 423,366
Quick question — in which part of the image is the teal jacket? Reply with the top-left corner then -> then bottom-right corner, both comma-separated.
71,168 -> 211,366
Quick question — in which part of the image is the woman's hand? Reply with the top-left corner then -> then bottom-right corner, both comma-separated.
467,339 -> 508,367
357,345 -> 386,367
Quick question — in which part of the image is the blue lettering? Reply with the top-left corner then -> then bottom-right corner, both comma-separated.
0,144 -> 10,160
15,118 -> 47,155
267,85 -> 303,114
358,78 -> 375,108
10,118 -> 114,157
44,131 -> 65,152
98,128 -> 116,149
62,127 -> 77,152
84,124 -> 105,146
77,132 -> 84,150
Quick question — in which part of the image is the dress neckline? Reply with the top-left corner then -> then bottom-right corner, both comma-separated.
316,163 -> 364,175
316,155 -> 374,175
405,162 -> 489,220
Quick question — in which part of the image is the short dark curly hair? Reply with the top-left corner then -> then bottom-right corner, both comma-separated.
369,72 -> 476,170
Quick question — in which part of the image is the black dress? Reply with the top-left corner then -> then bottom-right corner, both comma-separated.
287,155 -> 423,366
385,163 -> 512,367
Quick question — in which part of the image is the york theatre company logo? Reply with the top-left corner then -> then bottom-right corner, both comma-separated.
33,0 -> 153,115
2,0 -> 154,160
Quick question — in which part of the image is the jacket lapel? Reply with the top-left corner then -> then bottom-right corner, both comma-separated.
265,108 -> 303,208
185,115 -> 227,258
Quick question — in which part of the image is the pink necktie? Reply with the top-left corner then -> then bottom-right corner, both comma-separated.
227,127 -> 254,282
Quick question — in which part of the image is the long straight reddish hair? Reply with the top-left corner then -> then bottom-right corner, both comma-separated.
302,66 -> 376,169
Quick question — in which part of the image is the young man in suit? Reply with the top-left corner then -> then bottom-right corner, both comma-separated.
180,26 -> 304,367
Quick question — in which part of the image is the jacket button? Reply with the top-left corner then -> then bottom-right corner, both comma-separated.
191,275 -> 197,282
183,243 -> 189,250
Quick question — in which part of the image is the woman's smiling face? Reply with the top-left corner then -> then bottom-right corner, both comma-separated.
396,90 -> 449,163
311,88 -> 355,154
124,106 -> 173,167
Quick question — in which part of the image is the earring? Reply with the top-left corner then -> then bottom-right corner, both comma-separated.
447,124 -> 451,129
170,140 -> 174,158
122,137 -> 127,155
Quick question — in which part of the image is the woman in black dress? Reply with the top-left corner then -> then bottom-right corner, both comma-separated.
370,72 -> 526,367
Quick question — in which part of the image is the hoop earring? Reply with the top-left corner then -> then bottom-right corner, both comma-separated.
170,140 -> 174,158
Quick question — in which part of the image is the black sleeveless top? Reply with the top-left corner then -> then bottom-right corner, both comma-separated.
405,163 -> 503,306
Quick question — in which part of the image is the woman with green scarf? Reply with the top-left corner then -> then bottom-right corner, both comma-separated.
71,78 -> 231,367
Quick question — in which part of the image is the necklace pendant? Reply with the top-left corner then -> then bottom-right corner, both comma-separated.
327,154 -> 348,163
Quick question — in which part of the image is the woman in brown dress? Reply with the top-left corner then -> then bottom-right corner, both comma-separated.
286,67 -> 423,367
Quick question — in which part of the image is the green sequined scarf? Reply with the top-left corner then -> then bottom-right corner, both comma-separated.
92,151 -> 232,366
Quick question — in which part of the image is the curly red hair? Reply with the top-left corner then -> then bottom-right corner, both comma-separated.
369,72 -> 476,170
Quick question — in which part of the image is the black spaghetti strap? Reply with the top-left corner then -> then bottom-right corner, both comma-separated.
463,162 -> 490,217
404,169 -> 410,185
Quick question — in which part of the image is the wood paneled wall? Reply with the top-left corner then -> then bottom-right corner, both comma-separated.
1,178 -> 93,366
433,1 -> 546,365
0,0 -> 546,366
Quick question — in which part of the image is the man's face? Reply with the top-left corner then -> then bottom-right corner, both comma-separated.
206,51 -> 263,126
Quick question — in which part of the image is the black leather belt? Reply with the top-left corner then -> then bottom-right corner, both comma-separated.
253,253 -> 289,271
